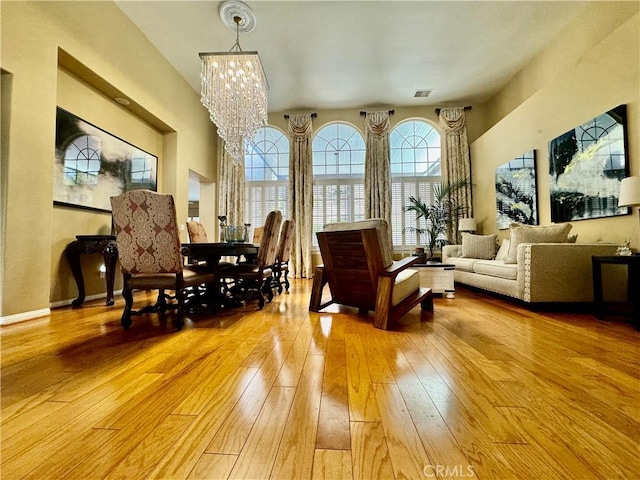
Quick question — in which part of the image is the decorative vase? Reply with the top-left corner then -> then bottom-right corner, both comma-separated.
225,225 -> 248,243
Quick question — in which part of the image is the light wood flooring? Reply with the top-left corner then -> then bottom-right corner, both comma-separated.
1,280 -> 639,479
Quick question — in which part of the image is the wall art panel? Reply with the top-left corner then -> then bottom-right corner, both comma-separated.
54,108 -> 157,212
548,105 -> 629,222
495,150 -> 538,229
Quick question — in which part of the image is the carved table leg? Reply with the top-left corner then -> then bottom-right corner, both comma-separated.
629,262 -> 639,331
592,258 -> 605,320
66,241 -> 86,307
103,243 -> 118,306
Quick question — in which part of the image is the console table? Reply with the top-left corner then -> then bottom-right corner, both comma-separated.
65,235 -> 118,307
592,255 -> 639,330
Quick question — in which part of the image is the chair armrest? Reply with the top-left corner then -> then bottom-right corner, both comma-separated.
516,242 -> 620,302
380,255 -> 419,277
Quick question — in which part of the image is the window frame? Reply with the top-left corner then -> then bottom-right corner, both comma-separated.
244,125 -> 290,228
389,118 -> 443,251
311,121 -> 366,247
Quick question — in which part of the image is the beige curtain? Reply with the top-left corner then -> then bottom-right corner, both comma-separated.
439,107 -> 472,242
364,110 -> 392,245
288,114 -> 314,278
218,141 -> 246,226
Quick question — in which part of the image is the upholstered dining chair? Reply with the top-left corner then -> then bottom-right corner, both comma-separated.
309,219 -> 433,329
184,220 -> 209,266
272,219 -> 295,294
252,225 -> 264,244
110,189 -> 215,330
219,210 -> 282,309
186,221 -> 208,243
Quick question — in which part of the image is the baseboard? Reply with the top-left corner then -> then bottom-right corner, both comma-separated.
0,308 -> 51,326
49,290 -> 122,309
0,291 -> 122,326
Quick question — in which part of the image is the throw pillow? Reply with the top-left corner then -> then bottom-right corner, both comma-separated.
495,238 -> 510,261
461,233 -> 498,259
505,223 -> 573,264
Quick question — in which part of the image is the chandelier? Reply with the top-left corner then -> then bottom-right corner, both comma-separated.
199,1 -> 268,161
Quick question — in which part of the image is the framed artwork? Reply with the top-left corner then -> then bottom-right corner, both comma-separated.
53,108 -> 157,213
495,150 -> 538,229
548,105 -> 629,222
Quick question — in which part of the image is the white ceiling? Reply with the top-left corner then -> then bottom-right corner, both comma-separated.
115,1 -> 589,113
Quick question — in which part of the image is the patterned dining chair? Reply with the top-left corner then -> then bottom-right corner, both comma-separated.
110,189 -> 215,330
219,210 -> 282,309
272,219 -> 295,294
184,220 -> 207,266
186,221 -> 208,243
252,226 -> 264,244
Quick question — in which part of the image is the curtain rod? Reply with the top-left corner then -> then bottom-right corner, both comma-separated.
283,112 -> 317,119
360,109 -> 395,116
435,106 -> 472,115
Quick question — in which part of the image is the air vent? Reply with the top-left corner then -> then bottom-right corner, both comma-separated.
414,89 -> 433,98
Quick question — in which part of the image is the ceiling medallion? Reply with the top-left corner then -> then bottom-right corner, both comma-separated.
218,0 -> 257,34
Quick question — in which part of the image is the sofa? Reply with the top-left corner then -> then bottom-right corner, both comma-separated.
441,223 -> 622,304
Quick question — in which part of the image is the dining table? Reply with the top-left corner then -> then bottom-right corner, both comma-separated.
182,242 -> 259,266
181,242 -> 260,310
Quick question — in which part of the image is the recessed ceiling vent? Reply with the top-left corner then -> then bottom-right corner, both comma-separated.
414,89 -> 433,98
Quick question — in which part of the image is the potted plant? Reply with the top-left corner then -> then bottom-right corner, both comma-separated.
404,178 -> 470,261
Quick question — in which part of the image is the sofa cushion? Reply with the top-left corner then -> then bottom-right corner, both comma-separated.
447,257 -> 476,273
495,239 -> 510,261
472,260 -> 518,280
505,223 -> 572,264
391,268 -> 420,306
461,233 -> 498,259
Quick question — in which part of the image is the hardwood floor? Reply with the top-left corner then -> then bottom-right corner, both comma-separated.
1,280 -> 639,479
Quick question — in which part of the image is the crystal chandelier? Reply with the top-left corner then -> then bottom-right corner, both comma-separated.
199,1 -> 268,161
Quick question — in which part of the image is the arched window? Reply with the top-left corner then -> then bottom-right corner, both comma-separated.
63,134 -> 101,185
390,119 -> 442,249
244,126 -> 289,227
312,122 -> 366,245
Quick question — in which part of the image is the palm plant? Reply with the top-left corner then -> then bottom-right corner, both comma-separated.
404,178 -> 470,260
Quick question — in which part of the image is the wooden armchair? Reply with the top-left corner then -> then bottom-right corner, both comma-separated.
309,219 -> 433,329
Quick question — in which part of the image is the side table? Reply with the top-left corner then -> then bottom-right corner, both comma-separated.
65,235 -> 118,307
412,262 -> 455,298
592,255 -> 639,330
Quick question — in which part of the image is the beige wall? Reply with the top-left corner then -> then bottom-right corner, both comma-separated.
1,1 -> 218,319
51,68 -> 166,304
470,6 -> 640,250
487,2 -> 640,129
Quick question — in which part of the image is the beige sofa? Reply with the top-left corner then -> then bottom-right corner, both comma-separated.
442,241 -> 621,304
